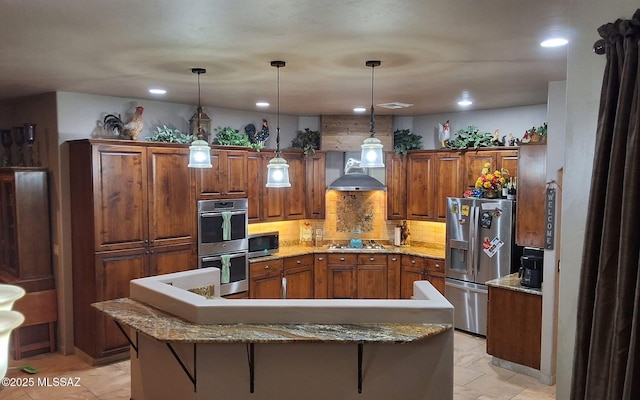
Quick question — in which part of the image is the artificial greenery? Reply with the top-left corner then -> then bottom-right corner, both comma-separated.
289,128 -> 320,156
534,122 -> 548,137
445,125 -> 496,149
146,125 -> 196,144
393,128 -> 423,155
212,126 -> 262,150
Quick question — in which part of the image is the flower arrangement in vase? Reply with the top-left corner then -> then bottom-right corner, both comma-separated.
475,163 -> 508,198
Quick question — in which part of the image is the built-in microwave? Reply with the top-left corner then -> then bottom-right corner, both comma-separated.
247,232 -> 279,259
197,199 -> 248,255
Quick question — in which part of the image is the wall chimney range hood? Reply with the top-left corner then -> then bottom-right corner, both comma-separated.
327,157 -> 386,191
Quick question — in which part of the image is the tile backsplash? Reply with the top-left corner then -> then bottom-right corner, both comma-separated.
249,191 -> 446,249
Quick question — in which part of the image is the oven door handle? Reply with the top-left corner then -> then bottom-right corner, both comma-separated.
200,211 -> 247,218
200,253 -> 246,263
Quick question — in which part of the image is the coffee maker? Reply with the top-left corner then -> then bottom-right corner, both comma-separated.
519,247 -> 543,288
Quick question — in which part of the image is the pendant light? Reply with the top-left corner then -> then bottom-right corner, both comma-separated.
188,67 -> 212,168
360,60 -> 385,168
265,60 -> 291,188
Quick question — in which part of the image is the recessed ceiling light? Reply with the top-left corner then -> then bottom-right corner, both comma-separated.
458,99 -> 473,106
149,88 -> 166,95
540,38 -> 568,47
353,107 -> 367,112
256,102 -> 269,107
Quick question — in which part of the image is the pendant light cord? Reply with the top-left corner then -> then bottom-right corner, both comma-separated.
276,64 -> 281,156
369,62 -> 377,137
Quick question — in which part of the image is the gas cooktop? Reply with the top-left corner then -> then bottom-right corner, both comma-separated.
326,242 -> 387,252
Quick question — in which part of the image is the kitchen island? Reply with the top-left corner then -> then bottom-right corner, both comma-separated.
93,269 -> 454,400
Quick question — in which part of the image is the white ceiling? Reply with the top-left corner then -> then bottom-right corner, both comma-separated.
0,0 -> 569,116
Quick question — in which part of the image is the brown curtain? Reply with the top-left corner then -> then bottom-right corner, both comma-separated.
571,9 -> 640,400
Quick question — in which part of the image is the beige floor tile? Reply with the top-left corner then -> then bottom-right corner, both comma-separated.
0,386 -> 32,399
464,374 -> 528,400
507,373 -> 556,396
454,364 -> 484,386
510,388 -> 556,400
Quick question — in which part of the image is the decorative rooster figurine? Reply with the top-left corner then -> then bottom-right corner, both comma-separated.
103,106 -> 145,140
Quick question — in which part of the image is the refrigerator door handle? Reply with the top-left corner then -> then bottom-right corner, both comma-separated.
445,279 -> 488,295
468,205 -> 476,277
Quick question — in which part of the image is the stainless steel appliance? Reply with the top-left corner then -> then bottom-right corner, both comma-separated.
326,242 -> 386,252
445,197 -> 521,336
247,232 -> 279,259
199,251 -> 248,295
197,198 -> 248,255
197,198 -> 249,296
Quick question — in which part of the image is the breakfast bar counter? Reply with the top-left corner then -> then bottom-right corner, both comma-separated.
93,269 -> 454,400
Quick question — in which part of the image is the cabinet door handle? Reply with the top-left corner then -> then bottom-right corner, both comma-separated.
435,263 -> 441,269
296,260 -> 301,264
411,260 -> 416,264
318,257 -> 324,261
391,257 -> 397,261
340,257 -> 345,261
369,257 -> 375,261
264,265 -> 270,270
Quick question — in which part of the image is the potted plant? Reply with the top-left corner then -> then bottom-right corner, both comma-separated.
213,126 -> 263,151
146,125 -> 196,143
445,125 -> 496,149
289,128 -> 320,156
393,129 -> 423,155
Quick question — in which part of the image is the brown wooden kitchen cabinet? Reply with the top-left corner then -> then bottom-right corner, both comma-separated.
313,253 -> 328,299
250,255 -> 314,299
68,140 -> 197,363
387,253 -> 401,299
327,254 -> 357,299
357,254 -> 388,299
249,259 -> 284,299
434,151 -> 464,221
247,151 -> 263,222
487,285 -> 542,369
305,151 -> 326,219
385,152 -> 407,220
283,254 -> 314,299
406,152 -> 435,220
400,255 -> 445,298
0,168 -> 54,292
251,151 -> 307,222
327,253 -> 387,299
515,144 -> 547,247
463,149 -> 519,189
194,148 -> 248,199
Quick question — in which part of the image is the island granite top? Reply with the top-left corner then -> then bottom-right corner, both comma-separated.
93,298 -> 452,344
485,273 -> 543,296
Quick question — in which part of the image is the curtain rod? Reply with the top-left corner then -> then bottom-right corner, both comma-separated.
593,39 -> 606,55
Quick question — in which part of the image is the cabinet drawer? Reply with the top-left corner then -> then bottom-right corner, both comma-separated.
249,259 -> 283,276
357,254 -> 387,265
425,258 -> 444,272
283,254 -> 314,270
327,254 -> 358,265
401,255 -> 425,269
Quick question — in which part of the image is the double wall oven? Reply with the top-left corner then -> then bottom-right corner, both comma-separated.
197,198 -> 248,296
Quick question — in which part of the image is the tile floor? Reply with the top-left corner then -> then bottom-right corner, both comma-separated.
1,331 -> 556,399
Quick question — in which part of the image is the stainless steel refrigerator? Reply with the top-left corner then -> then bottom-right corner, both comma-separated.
444,197 -> 521,336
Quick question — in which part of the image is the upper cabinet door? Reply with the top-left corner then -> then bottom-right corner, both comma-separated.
306,152 -> 326,219
147,147 -> 195,246
195,149 -> 248,199
434,152 -> 463,221
386,152 -> 407,220
284,151 -> 306,219
407,152 -> 435,220
464,151 -> 497,188
92,144 -> 148,252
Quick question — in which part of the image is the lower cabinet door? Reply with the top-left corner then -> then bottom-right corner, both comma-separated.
327,265 -> 357,299
357,264 -> 387,299
94,250 -> 147,358
149,243 -> 195,276
284,265 -> 314,299
400,265 -> 425,299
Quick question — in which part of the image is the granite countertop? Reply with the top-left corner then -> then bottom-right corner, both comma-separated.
485,273 -> 543,296
250,244 -> 445,263
93,298 -> 452,344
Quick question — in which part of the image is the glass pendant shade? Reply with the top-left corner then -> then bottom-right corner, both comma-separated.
188,139 -> 212,168
265,156 -> 291,187
360,137 -> 385,168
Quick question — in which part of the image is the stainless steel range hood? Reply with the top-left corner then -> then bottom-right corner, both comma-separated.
327,173 -> 386,191
327,156 -> 386,191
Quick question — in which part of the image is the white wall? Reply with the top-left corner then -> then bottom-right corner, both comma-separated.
557,2 -> 638,399
412,104 -> 548,149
